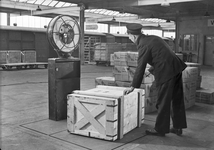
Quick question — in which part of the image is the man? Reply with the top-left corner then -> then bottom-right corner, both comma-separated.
124,23 -> 187,136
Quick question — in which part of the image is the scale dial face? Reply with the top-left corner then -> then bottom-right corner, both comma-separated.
47,15 -> 81,53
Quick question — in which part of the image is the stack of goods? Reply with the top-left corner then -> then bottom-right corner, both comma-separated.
196,88 -> 214,104
182,67 -> 199,109
67,85 -> 144,141
94,43 -> 122,63
185,62 -> 202,89
96,51 -> 157,114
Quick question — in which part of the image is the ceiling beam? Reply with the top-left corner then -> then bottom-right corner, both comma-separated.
137,0 -> 202,6
32,6 -> 80,15
32,7 -> 107,18
68,0 -> 202,8
32,10 -> 107,18
97,16 -> 139,21
0,0 -> 38,10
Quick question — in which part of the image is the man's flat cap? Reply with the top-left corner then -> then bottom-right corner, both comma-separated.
126,23 -> 142,35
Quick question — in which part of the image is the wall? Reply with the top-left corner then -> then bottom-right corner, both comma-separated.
0,26 -> 50,62
178,16 -> 214,64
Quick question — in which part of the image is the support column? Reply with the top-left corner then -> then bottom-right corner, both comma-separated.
175,15 -> 180,53
7,13 -> 10,26
79,4 -> 85,65
108,24 -> 110,33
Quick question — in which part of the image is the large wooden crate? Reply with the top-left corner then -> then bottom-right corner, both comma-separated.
67,85 -> 144,141
22,50 -> 36,63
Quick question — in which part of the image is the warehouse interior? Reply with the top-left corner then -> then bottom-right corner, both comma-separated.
0,0 -> 214,150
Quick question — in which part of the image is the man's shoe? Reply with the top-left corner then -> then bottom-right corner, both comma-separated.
145,129 -> 165,136
170,128 -> 182,136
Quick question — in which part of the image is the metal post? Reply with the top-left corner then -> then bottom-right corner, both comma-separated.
175,13 -> 180,53
79,4 -> 85,65
7,13 -> 10,26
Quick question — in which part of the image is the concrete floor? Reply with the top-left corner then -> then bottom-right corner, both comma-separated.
0,64 -> 214,150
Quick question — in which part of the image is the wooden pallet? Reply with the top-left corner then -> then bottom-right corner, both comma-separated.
67,85 -> 144,141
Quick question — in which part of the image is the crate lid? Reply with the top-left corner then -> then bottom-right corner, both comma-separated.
72,85 -> 143,99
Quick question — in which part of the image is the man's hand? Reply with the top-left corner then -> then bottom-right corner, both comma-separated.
124,87 -> 135,95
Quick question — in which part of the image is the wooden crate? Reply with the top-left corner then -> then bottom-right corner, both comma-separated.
22,50 -> 36,63
95,77 -> 116,86
7,50 -> 22,63
94,43 -> 122,62
196,88 -> 214,104
0,51 -> 8,64
67,85 -> 144,141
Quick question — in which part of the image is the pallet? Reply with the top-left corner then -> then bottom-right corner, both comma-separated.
67,85 -> 144,141
0,62 -> 48,70
95,60 -> 111,66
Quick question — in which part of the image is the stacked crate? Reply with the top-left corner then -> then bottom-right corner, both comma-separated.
182,67 -> 199,109
114,51 -> 157,113
67,85 -> 144,141
196,88 -> 214,104
94,43 -> 122,63
113,52 -> 131,81
185,62 -> 202,89
95,76 -> 116,86
96,51 -> 201,111
96,51 -> 157,114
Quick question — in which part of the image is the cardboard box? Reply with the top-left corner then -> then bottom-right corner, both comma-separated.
67,85 -> 144,141
94,43 -> 122,62
113,51 -> 129,62
196,88 -> 214,104
129,67 -> 155,84
113,60 -> 128,66
183,81 -> 197,109
95,77 -> 116,86
182,67 -> 199,82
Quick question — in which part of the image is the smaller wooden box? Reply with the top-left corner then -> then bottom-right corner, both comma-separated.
196,88 -> 214,104
67,85 -> 144,141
